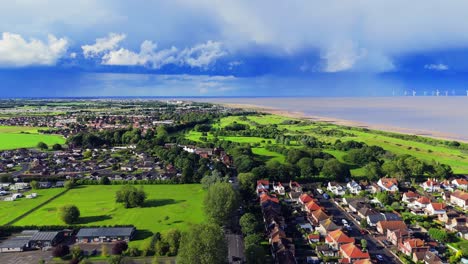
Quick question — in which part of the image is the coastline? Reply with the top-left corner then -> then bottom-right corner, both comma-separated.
221,102 -> 468,143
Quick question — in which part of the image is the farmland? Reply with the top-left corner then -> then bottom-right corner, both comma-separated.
185,114 -> 468,174
0,126 -> 65,150
13,185 -> 206,246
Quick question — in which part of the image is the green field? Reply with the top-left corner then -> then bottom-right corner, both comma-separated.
14,185 -> 206,246
0,126 -> 65,150
0,188 -> 66,225
185,114 -> 468,174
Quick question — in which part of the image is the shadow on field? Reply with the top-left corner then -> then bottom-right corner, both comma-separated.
143,199 -> 185,208
133,229 -> 153,241
78,215 -> 112,224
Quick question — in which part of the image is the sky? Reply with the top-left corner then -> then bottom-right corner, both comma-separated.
2,0 -> 468,97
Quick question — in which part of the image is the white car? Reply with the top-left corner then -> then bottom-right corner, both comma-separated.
342,219 -> 348,225
317,189 -> 324,194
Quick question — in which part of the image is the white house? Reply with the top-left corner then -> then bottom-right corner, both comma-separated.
412,196 -> 431,209
402,191 -> 419,203
452,179 -> 468,190
425,203 -> 446,216
450,190 -> 468,209
346,181 -> 361,194
421,179 -> 441,192
273,182 -> 285,195
327,182 -> 346,196
377,178 -> 399,192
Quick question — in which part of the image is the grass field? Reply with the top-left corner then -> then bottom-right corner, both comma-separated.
0,126 -> 65,150
0,188 -> 65,225
185,114 -> 468,174
14,185 -> 206,247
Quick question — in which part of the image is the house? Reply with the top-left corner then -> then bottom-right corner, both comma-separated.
76,227 -> 135,243
387,228 -> 409,245
439,210 -> 460,224
30,231 -> 63,248
354,260 -> 373,264
399,238 -> 428,257
307,234 -> 320,244
325,229 -> 355,250
308,209 -> 329,225
376,220 -> 407,234
377,178 -> 399,192
346,180 -> 362,194
317,218 -> 340,235
452,178 -> 468,190
402,191 -> 420,203
289,191 -> 301,202
305,200 -> 321,213
273,182 -> 285,195
413,196 -> 431,209
257,180 -> 270,196
358,207 -> 378,219
446,216 -> 468,234
339,243 -> 370,263
289,181 -> 302,192
422,251 -> 442,264
422,179 -> 441,193
450,190 -> 468,209
346,197 -> 367,212
367,213 -> 402,227
327,182 -> 346,196
299,193 -> 314,205
425,203 -> 446,216
316,245 -> 337,257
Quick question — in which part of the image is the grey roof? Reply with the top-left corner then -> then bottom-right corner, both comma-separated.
31,231 -> 59,241
383,213 -> 402,221
76,227 -> 135,238
0,238 -> 30,248
367,213 -> 385,224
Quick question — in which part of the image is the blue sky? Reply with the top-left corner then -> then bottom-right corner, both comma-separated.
1,0 -> 468,97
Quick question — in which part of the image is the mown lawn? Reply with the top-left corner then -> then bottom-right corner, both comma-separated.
14,185 -> 206,247
0,188 -> 65,225
0,126 -> 65,150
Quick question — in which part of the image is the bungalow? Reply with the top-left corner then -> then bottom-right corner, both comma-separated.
273,182 -> 285,195
307,234 -> 320,244
402,191 -> 420,203
399,238 -> 428,257
327,182 -> 346,196
339,243 -> 370,263
316,245 -> 336,257
413,196 -> 431,209
304,201 -> 321,213
422,179 -> 441,193
289,181 -> 302,193
425,203 -> 446,216
376,220 -> 407,235
299,193 -> 314,205
346,180 -> 362,194
367,213 -> 402,227
452,178 -> 468,190
377,177 -> 399,192
76,227 -> 135,243
358,207 -> 379,219
347,198 -> 367,213
450,190 -> 468,209
325,229 -> 355,250
308,209 -> 329,225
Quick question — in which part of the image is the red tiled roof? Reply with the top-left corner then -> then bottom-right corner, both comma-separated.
416,196 -> 430,204
327,230 -> 355,244
404,238 -> 425,248
257,179 -> 269,186
340,243 -> 370,259
305,201 -> 321,211
380,178 -> 398,189
404,191 -> 419,198
430,203 -> 446,211
260,193 -> 279,204
454,178 -> 468,185
354,260 -> 372,264
299,193 -> 314,204
377,220 -> 407,232
452,190 -> 468,201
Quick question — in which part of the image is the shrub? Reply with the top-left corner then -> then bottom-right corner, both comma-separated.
112,241 -> 128,255
58,205 -> 80,224
52,245 -> 70,258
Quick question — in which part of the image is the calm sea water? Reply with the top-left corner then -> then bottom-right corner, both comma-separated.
190,97 -> 468,141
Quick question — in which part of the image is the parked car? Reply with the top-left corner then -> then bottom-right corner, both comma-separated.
342,219 -> 348,225
323,193 -> 330,199
375,255 -> 384,261
317,188 -> 324,194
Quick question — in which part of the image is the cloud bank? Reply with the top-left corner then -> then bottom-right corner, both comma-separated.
0,32 -> 68,67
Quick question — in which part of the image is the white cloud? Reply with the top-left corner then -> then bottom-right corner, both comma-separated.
82,33 -> 126,58
0,32 -> 68,67
97,35 -> 226,69
424,63 -> 448,71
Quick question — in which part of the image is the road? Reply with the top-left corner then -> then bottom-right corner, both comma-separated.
316,194 -> 402,264
226,176 -> 245,263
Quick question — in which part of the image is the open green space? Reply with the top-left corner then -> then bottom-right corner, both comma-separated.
0,188 -> 65,225
185,114 -> 468,174
14,185 -> 206,247
0,126 -> 65,150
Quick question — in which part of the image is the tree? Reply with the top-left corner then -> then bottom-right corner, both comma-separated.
115,185 -> 146,208
164,229 -> 182,256
52,143 -> 63,151
58,205 -> 80,224
101,244 -> 109,257
321,159 -> 350,182
30,180 -> 39,190
52,244 -> 70,258
37,142 -> 48,150
360,218 -> 368,228
244,233 -> 263,248
201,170 -> 228,189
428,228 -> 449,242
297,157 -> 318,178
361,239 -> 368,251
234,155 -> 256,173
112,241 -> 128,255
245,244 -> 265,264
376,191 -> 391,206
177,224 -> 227,264
71,245 -> 83,262
363,162 -> 383,181
237,172 -> 257,193
239,213 -> 260,235
204,182 -> 239,226
64,180 -> 75,190
100,176 -> 111,185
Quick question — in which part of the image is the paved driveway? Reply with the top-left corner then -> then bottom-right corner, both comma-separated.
0,250 -> 52,264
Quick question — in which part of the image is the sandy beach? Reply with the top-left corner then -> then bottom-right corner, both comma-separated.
216,102 -> 468,143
